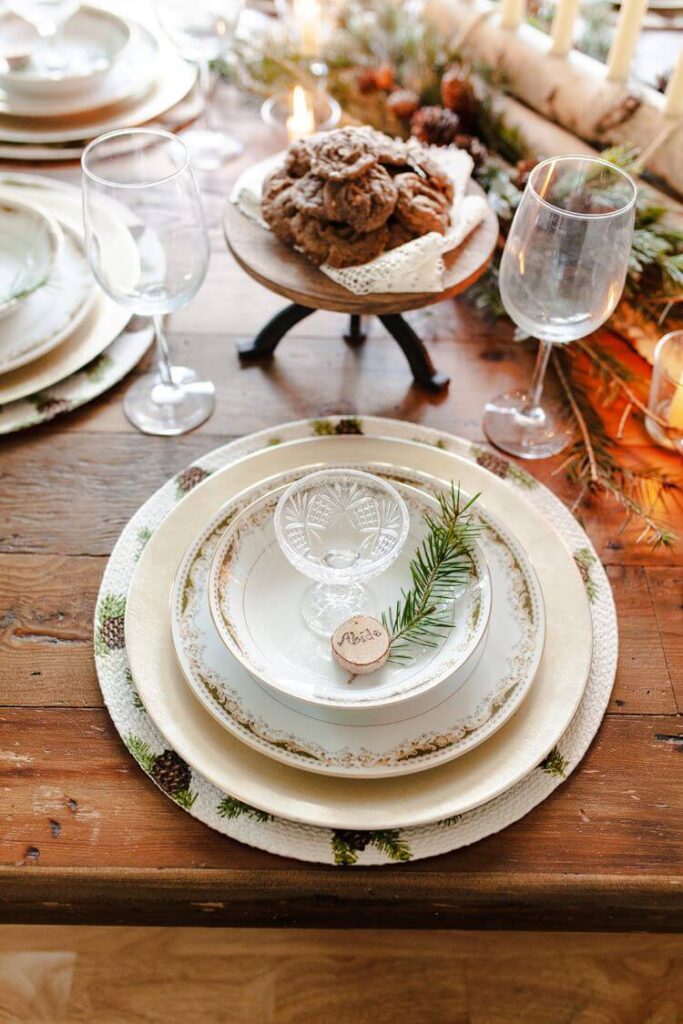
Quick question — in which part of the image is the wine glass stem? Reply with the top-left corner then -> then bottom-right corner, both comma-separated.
198,59 -> 214,131
522,339 -> 553,415
153,314 -> 174,386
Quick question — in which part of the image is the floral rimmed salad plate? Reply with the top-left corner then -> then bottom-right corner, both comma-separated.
171,466 -> 540,777
207,481 -> 492,719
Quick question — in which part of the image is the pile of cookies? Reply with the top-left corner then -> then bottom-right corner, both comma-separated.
261,126 -> 454,269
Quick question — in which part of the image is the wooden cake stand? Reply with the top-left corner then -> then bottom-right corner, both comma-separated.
223,182 -> 498,392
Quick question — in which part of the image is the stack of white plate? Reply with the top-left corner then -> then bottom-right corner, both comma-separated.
0,171 -> 153,433
0,4 -> 197,161
93,417 -> 615,863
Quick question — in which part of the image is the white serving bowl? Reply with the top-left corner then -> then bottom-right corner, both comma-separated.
0,6 -> 130,100
0,197 -> 62,319
208,478 -> 492,724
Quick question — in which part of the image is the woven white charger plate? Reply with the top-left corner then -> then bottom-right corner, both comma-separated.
94,415 -> 617,866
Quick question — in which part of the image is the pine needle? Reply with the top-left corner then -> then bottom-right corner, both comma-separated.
381,485 -> 481,660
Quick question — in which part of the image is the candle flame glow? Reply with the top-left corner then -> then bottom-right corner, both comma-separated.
286,85 -> 315,143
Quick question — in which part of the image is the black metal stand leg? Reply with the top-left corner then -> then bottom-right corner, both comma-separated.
378,314 -> 450,392
343,314 -> 367,348
236,303 -> 316,361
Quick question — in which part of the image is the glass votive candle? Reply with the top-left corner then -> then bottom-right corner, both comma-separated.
261,86 -> 341,143
645,331 -> 683,454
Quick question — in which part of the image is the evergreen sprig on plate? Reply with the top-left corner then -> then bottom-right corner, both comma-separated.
381,485 -> 480,661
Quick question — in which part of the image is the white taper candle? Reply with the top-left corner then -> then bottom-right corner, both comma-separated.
549,0 -> 580,56
499,0 -> 525,29
606,0 -> 649,82
664,49 -> 683,119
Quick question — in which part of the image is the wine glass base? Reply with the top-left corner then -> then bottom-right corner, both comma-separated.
180,128 -> 243,170
301,582 -> 376,639
123,366 -> 215,436
483,389 -> 573,460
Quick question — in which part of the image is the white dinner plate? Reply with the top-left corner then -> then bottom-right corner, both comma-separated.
0,215 -> 95,374
171,466 -> 542,777
0,196 -> 61,318
0,173 -> 135,403
125,434 -> 592,830
0,48 -> 195,144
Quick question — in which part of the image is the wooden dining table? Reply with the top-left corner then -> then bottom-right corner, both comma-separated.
0,90 -> 681,934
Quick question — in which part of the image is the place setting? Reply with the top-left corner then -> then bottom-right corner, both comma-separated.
2,0 -> 679,879
0,0 -> 242,163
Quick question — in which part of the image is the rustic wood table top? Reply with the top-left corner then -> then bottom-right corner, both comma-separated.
0,93 -> 681,932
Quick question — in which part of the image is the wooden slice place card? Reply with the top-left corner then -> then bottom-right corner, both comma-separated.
331,615 -> 391,676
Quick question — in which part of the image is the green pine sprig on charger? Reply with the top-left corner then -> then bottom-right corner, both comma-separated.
381,485 -> 481,662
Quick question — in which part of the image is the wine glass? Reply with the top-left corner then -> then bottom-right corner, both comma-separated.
483,155 -> 636,459
155,0 -> 243,171
5,0 -> 80,73
81,129 -> 215,436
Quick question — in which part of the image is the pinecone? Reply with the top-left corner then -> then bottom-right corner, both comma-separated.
176,465 -> 210,493
453,133 -> 488,170
411,106 -> 460,147
335,830 -> 369,852
387,88 -> 420,119
35,397 -> 71,418
440,67 -> 478,130
356,64 -> 394,95
334,418 -> 363,435
513,158 -> 539,191
98,594 -> 126,651
150,750 -> 192,796
102,615 -> 124,649
475,449 -> 510,479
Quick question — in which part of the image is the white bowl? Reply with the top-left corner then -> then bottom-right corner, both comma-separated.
0,197 -> 62,319
208,479 -> 492,722
0,7 -> 130,100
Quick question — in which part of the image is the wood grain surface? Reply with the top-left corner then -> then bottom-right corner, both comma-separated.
0,89 -> 681,931
1,927 -> 681,1023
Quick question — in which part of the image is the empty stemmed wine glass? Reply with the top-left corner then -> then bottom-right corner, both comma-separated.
5,0 -> 80,73
483,155 -> 636,459
81,128 -> 215,436
156,0 -> 243,171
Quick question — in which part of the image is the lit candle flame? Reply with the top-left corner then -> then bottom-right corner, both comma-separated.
286,85 -> 315,143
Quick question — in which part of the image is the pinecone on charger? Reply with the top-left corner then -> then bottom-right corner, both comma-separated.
150,749 -> 192,797
411,105 -> 460,147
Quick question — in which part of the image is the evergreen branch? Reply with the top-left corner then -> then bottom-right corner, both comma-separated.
574,340 -> 669,428
381,485 -> 481,659
553,350 -> 680,549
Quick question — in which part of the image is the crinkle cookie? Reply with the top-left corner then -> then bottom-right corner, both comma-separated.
323,164 -> 398,231
285,137 -> 315,178
394,172 -> 451,235
405,150 -> 455,204
386,217 -> 417,250
310,128 -> 379,181
261,168 -> 299,243
291,174 -> 328,220
291,214 -> 389,268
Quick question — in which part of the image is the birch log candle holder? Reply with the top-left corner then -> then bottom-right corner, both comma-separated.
425,0 -> 683,197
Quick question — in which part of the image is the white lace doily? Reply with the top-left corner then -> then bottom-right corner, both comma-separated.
94,416 -> 617,866
230,146 -> 489,295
